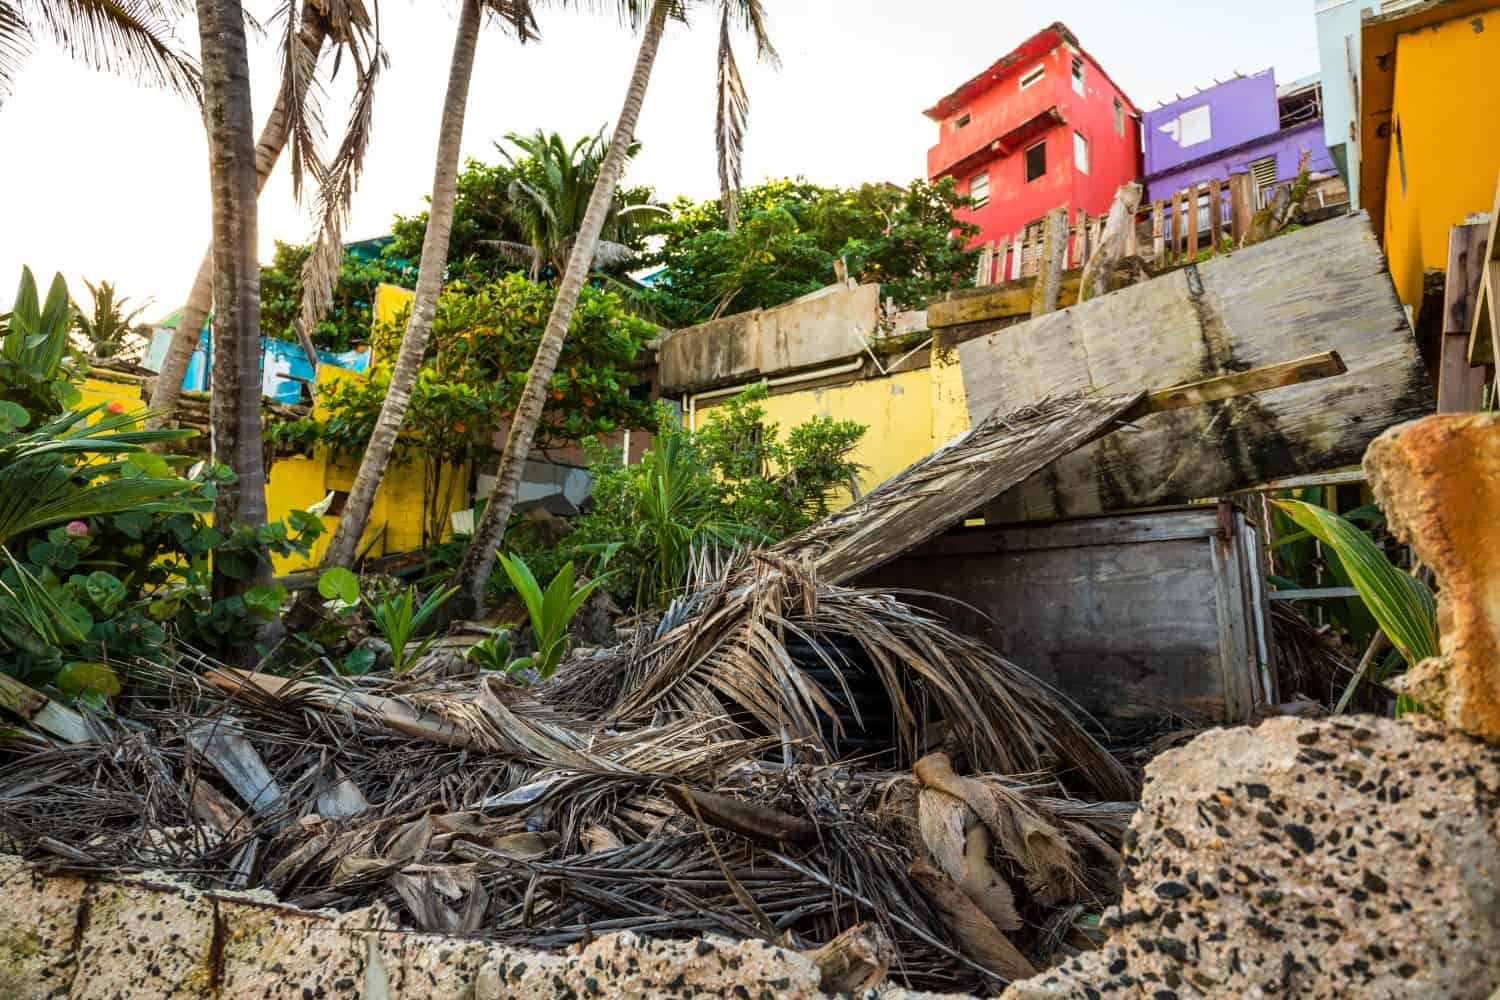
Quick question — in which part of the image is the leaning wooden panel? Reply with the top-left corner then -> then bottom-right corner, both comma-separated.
960,213 -> 1433,522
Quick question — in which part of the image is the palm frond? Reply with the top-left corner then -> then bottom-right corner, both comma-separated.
714,4 -> 748,229
273,0 -> 327,201
298,31 -> 384,336
0,1 -> 33,107
18,0 -> 201,104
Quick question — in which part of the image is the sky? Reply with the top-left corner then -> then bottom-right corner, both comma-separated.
0,1 -> 1324,315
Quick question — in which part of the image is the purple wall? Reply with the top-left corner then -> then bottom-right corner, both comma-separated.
1144,120 -> 1336,203
1143,70 -> 1280,176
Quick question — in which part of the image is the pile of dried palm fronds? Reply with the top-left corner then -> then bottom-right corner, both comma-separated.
0,388 -> 1160,991
1,582 -> 1134,994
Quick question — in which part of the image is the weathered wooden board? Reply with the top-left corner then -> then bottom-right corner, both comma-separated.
959,213 -> 1433,522
858,507 -> 1271,730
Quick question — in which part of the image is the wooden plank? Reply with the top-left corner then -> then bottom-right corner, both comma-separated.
1228,172 -> 1254,247
1185,185 -> 1200,260
1133,350 -> 1346,416
906,509 -> 1220,555
1443,223 -> 1488,334
0,673 -> 91,744
1151,200 -> 1165,265
1270,586 -> 1361,601
1210,509 -> 1255,722
1029,206 -> 1068,316
960,214 -> 1434,522
1465,173 -> 1500,366
1240,468 -> 1364,493
1208,178 -> 1223,255
927,273 -> 1085,329
1469,259 -> 1498,366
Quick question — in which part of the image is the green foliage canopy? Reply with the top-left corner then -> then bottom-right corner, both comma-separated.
639,177 -> 980,326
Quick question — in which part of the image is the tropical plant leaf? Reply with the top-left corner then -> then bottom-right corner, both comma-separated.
1273,499 -> 1439,666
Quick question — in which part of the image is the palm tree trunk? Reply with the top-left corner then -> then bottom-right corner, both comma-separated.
196,0 -> 270,597
313,0 -> 481,572
452,2 -> 669,618
147,6 -> 329,432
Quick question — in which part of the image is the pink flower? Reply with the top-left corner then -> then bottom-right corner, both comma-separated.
65,521 -> 89,538
106,401 -> 126,414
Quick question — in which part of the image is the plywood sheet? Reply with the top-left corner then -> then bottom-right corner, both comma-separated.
958,214 -> 1433,521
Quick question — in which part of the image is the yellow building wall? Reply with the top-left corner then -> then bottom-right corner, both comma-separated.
72,362 -> 455,576
698,365 -> 964,500
1382,8 -> 1500,313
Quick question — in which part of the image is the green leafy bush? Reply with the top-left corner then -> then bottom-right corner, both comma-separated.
639,177 -> 980,325
570,387 -> 865,608
267,274 -> 656,545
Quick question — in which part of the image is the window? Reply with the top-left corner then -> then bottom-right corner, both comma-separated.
1113,98 -> 1125,136
969,170 -> 990,208
1019,63 -> 1045,90
1248,155 -> 1279,208
1073,132 -> 1089,174
1071,56 -> 1085,96
953,112 -> 971,132
1025,140 -> 1047,182
1179,104 -> 1212,146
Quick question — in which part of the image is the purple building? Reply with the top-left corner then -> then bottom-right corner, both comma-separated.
1143,69 -> 1339,226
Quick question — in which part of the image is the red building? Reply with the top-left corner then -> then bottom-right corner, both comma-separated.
924,22 -> 1142,277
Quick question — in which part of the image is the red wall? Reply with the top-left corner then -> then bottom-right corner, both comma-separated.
928,41 -> 1141,256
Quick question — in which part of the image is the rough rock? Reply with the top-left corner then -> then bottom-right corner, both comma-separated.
999,716 -> 1500,999
473,931 -> 825,999
1365,413 -> 1500,743
0,855 -> 961,998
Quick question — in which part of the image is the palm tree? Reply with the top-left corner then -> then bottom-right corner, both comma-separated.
305,0 -> 538,581
0,0 -> 201,108
493,128 -> 664,281
72,279 -> 152,359
146,0 -> 381,431
450,0 -> 776,618
195,0 -> 267,599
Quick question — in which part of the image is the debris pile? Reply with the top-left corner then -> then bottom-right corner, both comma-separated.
1,561 -> 1137,994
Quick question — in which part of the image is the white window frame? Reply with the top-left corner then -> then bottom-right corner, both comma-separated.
1071,56 -> 1085,96
1073,132 -> 1089,174
1019,63 -> 1045,91
969,170 -> 990,208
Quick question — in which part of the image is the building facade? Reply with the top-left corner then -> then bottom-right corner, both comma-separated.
1142,69 -> 1343,239
1313,0 -> 1379,209
923,22 -> 1141,268
1359,0 -> 1500,319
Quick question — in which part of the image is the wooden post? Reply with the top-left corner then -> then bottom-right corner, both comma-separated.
1185,184 -> 1200,260
1030,205 -> 1069,316
1151,200 -> 1165,265
1440,222 -> 1490,411
1080,182 -> 1144,302
1208,178 -> 1224,255
1228,172 -> 1254,247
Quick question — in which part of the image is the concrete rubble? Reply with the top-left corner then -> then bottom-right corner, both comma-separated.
0,855 -> 964,999
1365,413 -> 1500,742
997,715 -> 1500,998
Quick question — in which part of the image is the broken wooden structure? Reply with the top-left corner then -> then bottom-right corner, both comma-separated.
954,213 -> 1432,522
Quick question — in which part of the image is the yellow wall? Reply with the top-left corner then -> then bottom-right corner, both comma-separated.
74,363 -> 455,575
697,365 -> 967,500
1382,8 -> 1500,313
